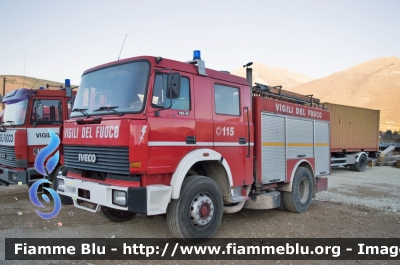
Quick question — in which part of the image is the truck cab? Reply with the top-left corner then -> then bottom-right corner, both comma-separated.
0,86 -> 75,186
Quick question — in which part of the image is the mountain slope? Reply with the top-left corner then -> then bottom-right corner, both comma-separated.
289,57 -> 400,132
231,62 -> 314,89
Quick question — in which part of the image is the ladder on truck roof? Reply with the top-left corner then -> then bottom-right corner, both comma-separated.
252,83 -> 325,109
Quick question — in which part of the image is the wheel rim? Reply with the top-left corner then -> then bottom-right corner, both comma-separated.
360,157 -> 366,168
190,193 -> 214,226
298,178 -> 310,203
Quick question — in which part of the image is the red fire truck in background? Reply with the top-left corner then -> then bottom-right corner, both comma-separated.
0,81 -> 76,203
57,52 -> 330,242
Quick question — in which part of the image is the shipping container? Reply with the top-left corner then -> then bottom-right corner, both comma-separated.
324,103 -> 380,153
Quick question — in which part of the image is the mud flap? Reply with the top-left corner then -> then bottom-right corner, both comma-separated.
316,177 -> 328,192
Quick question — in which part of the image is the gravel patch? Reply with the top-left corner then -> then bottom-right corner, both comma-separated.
316,166 -> 400,213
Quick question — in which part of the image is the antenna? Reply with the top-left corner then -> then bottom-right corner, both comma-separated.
118,34 -> 127,60
30,78 -> 42,89
23,52 -> 27,87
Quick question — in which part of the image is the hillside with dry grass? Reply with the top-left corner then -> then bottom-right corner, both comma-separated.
288,57 -> 400,132
0,75 -> 70,110
0,75 -> 65,94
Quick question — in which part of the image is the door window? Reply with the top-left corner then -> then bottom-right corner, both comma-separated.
30,99 -> 63,125
214,84 -> 240,115
152,74 -> 190,110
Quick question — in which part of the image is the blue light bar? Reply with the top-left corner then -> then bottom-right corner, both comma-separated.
65,79 -> 71,87
193,50 -> 201,60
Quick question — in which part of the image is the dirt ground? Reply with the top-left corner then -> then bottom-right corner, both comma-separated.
0,166 -> 399,265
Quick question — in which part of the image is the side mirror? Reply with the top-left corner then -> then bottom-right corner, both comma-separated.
166,73 -> 181,99
37,103 -> 44,120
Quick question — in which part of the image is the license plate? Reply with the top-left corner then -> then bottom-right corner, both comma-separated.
66,186 -> 76,194
0,152 -> 6,159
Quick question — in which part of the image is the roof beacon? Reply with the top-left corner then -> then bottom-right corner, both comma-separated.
188,50 -> 207,76
64,79 -> 73,97
193,50 -> 201,60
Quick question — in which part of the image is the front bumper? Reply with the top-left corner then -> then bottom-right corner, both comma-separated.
57,175 -> 173,215
0,167 -> 40,185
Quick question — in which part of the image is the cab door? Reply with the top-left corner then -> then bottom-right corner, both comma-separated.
147,72 -> 196,175
212,83 -> 251,186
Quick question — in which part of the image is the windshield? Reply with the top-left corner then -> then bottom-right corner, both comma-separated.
71,61 -> 150,117
3,99 -> 28,126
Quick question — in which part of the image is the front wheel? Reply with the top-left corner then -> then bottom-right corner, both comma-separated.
282,167 -> 313,213
167,175 -> 223,243
101,207 -> 137,222
355,155 -> 367,172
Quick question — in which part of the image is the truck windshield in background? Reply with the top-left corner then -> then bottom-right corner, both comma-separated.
3,99 -> 28,126
71,61 -> 150,117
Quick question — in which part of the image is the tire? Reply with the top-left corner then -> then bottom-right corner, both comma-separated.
50,164 -> 73,205
101,207 -> 137,222
167,175 -> 223,243
355,155 -> 367,172
275,192 -> 287,211
282,167 -> 313,213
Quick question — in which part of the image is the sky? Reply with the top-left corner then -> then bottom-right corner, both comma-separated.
1,0 -> 399,85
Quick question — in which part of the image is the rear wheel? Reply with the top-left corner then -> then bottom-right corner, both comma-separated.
101,207 -> 137,222
355,155 -> 367,172
275,192 -> 287,211
282,167 -> 313,213
167,175 -> 223,243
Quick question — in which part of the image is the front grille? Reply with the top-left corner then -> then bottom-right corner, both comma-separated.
64,145 -> 130,175
0,146 -> 18,167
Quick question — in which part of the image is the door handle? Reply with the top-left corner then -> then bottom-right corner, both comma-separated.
239,137 -> 246,145
186,136 -> 196,144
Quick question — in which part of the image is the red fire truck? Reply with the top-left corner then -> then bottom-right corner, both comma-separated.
0,81 -> 75,201
57,52 -> 329,242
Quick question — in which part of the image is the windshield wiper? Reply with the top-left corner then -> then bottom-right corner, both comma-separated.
0,122 -> 6,132
5,121 -> 15,128
72,108 -> 90,118
93,106 -> 123,116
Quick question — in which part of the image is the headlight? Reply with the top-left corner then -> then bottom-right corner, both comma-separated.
11,173 -> 17,182
57,178 -> 65,192
113,190 -> 127,206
